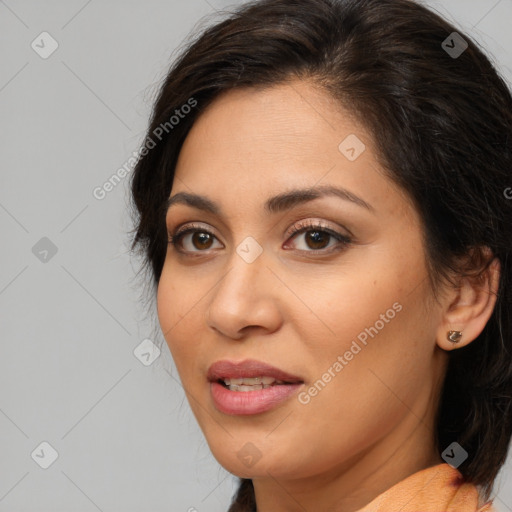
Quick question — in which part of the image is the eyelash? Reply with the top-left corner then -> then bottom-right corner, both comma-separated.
167,219 -> 352,255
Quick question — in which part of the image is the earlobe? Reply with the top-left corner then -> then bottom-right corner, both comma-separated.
436,255 -> 501,351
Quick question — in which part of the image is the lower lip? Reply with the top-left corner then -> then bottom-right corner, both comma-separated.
210,381 -> 303,415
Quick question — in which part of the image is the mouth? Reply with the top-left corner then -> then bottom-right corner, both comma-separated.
207,359 -> 304,415
207,358 -> 304,386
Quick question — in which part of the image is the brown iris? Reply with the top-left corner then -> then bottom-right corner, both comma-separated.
192,232 -> 214,250
305,230 -> 330,250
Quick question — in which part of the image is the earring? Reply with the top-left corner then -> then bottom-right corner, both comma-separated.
447,330 -> 462,343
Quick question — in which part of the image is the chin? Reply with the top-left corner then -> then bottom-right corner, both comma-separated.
206,436 -> 286,478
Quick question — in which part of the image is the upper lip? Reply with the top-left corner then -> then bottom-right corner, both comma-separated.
207,359 -> 304,383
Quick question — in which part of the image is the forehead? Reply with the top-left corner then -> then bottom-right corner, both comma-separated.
179,81 -> 364,157
172,80 -> 413,220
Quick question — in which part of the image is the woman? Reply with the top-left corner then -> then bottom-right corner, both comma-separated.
129,0 -> 512,510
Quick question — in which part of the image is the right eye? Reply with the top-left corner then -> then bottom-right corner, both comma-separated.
168,224 -> 224,253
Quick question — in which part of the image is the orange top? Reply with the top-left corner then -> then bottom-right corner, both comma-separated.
356,463 -> 495,512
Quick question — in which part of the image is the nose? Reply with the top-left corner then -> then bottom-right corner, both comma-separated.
206,250 -> 283,340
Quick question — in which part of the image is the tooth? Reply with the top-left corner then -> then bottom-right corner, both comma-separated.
240,384 -> 263,391
241,377 -> 262,385
229,384 -> 264,391
260,377 -> 276,385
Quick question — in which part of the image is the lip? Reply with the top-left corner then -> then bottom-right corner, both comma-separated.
207,359 -> 304,415
207,359 -> 303,383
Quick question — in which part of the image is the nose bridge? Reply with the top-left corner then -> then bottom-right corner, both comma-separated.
206,239 -> 282,337
214,238 -> 267,305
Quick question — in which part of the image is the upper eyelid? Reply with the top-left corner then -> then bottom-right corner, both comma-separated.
173,221 -> 209,233
169,219 -> 345,236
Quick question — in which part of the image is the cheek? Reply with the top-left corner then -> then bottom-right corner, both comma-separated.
291,245 -> 433,403
276,288 -> 435,477
283,253 -> 407,357
300,277 -> 434,416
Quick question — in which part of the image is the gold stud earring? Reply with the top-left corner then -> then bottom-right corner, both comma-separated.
447,330 -> 462,343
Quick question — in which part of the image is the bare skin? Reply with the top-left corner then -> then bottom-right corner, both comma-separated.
157,79 -> 500,512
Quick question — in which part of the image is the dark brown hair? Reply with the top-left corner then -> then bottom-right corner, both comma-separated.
129,0 -> 512,509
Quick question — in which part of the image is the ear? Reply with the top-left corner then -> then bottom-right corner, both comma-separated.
436,250 -> 501,351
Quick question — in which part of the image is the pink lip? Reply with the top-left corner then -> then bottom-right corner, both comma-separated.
207,359 -> 304,416
207,359 -> 303,382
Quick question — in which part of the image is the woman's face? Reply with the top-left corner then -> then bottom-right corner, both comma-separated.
157,80 -> 447,484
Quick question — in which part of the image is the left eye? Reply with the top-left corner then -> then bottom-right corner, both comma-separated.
287,226 -> 349,251
284,221 -> 352,253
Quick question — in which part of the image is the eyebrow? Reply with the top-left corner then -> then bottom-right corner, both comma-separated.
165,184 -> 375,216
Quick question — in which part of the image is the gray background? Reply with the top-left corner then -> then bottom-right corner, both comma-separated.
1,1 -> 511,511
